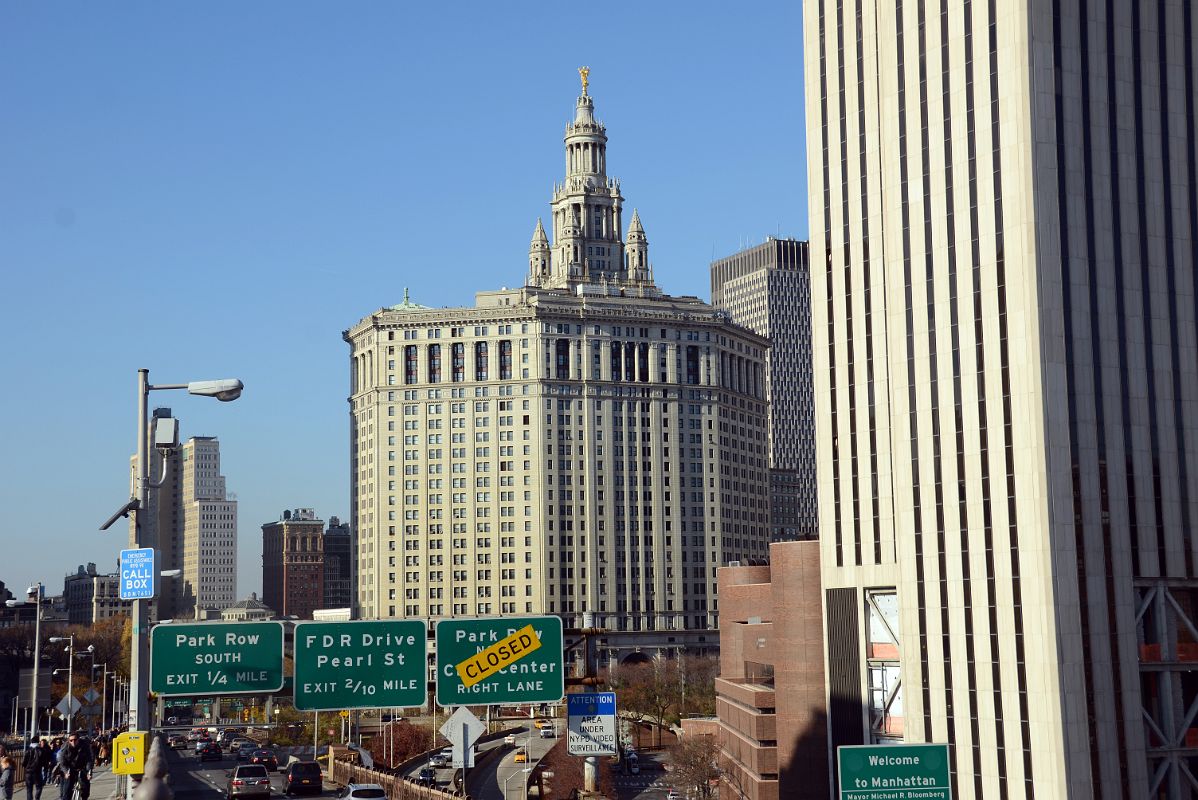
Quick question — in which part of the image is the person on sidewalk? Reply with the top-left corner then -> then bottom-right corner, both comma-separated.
58,735 -> 91,800
1,755 -> 15,800
21,742 -> 45,800
36,742 -> 53,788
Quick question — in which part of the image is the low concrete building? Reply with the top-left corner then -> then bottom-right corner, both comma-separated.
715,540 -> 827,800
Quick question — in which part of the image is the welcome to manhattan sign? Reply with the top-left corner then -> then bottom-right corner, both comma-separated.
837,744 -> 952,800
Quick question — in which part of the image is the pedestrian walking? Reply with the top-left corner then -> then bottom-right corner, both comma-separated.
36,742 -> 53,788
21,743 -> 44,800
57,735 -> 90,800
1,755 -> 15,800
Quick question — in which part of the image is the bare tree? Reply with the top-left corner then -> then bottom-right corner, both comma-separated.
669,735 -> 721,798
611,657 -> 682,748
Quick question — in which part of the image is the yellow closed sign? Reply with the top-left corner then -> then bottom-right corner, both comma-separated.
455,624 -> 541,688
112,731 -> 146,775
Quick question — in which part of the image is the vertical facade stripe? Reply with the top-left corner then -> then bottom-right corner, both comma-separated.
962,2 -> 1007,796
854,0 -> 882,567
916,2 -> 957,791
1077,0 -> 1128,792
819,0 -> 844,570
936,2 -> 980,793
986,0 -> 1033,791
894,0 -> 934,744
1050,0 -> 1103,791
837,0 -> 865,568
1131,1 -> 1169,577
1158,0 -> 1194,580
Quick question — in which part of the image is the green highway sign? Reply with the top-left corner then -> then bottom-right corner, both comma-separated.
294,620 -> 427,711
435,616 -> 564,707
838,744 -> 952,800
151,622 -> 284,696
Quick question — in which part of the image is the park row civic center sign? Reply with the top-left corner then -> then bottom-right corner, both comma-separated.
150,615 -> 565,709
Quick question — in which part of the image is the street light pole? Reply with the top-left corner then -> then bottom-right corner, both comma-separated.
50,635 -> 75,732
130,367 -> 150,739
8,584 -> 45,745
504,767 -> 531,800
127,368 -> 243,741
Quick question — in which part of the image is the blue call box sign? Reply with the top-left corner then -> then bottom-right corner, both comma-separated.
119,548 -> 155,600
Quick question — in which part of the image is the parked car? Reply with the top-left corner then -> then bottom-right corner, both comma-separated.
513,749 -> 528,764
416,767 -> 436,786
338,784 -> 387,800
198,742 -> 223,762
250,749 -> 279,771
283,761 -> 323,796
236,742 -> 257,761
226,765 -> 272,800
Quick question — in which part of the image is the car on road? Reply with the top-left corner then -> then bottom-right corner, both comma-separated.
226,765 -> 272,800
250,749 -> 279,771
513,749 -> 528,764
503,734 -> 516,745
198,742 -> 222,762
169,735 -> 188,750
194,737 -> 213,753
429,753 -> 448,768
539,726 -> 555,738
236,742 -> 258,761
228,737 -> 250,752
416,767 -> 436,787
666,790 -> 681,800
533,718 -> 552,730
338,784 -> 387,800
282,761 -> 323,796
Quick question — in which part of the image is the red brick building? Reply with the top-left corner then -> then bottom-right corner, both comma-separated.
715,540 -> 827,800
261,509 -> 325,619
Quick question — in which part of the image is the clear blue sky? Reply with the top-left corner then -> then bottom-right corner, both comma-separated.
0,2 -> 807,599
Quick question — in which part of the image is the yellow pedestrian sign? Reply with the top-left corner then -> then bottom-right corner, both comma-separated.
112,731 -> 146,775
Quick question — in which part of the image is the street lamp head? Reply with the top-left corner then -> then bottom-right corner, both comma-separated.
186,379 -> 244,402
160,569 -> 182,578
4,600 -> 19,608
87,644 -> 95,653
49,637 -> 66,643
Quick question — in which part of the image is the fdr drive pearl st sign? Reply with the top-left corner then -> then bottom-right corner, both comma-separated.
150,622 -> 284,696
293,620 -> 427,711
435,616 -> 564,707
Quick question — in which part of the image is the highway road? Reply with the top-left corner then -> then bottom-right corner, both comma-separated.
468,722 -> 557,800
163,743 -> 333,800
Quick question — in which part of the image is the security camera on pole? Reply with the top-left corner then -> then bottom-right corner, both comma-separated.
99,369 -> 243,800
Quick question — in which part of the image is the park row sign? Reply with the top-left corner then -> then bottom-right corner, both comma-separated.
150,615 -> 565,710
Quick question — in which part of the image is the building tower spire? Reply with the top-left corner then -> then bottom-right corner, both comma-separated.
528,218 -> 551,286
625,208 -> 650,283
542,69 -> 626,289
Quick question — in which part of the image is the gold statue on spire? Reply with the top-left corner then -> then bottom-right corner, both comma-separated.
579,66 -> 590,96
